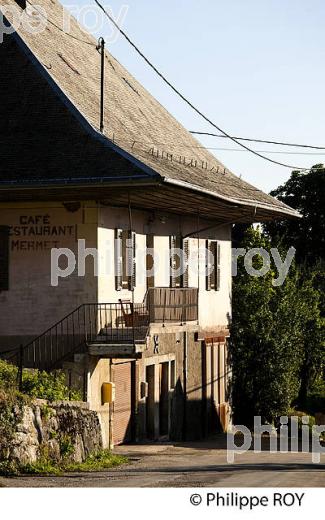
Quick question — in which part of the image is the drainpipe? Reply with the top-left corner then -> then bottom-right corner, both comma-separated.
182,331 -> 188,441
96,37 -> 105,133
109,361 -> 113,450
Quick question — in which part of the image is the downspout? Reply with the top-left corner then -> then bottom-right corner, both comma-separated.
96,37 -> 105,133
109,361 -> 113,450
197,211 -> 200,327
182,331 -> 188,441
128,194 -> 136,348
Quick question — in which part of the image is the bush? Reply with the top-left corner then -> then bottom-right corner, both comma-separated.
0,359 -> 18,390
0,360 -> 82,402
21,370 -> 82,402
0,450 -> 128,476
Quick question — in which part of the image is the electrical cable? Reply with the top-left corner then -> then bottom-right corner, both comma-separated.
92,0 -> 311,171
190,131 -> 325,151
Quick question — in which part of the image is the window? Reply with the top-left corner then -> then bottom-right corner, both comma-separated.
0,226 -> 10,291
206,240 -> 221,291
115,229 -> 136,291
170,236 -> 190,288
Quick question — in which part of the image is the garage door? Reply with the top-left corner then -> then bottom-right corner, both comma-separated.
112,362 -> 133,445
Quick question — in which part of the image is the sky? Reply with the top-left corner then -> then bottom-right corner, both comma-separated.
61,0 -> 325,194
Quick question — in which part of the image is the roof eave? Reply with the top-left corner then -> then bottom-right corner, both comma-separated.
162,177 -> 302,220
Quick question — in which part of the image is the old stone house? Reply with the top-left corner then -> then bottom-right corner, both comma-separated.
0,0 -> 299,446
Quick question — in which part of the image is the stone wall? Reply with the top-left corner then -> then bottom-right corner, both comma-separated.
1,400 -> 103,465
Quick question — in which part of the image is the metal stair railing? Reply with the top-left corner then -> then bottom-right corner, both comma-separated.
0,289 -> 198,372
1,302 -> 150,371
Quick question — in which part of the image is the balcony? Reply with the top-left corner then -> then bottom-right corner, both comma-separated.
3,288 -> 198,370
90,287 -> 198,356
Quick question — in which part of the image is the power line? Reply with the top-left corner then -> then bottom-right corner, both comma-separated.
93,0 -> 310,171
121,135 -> 325,156
192,148 -> 325,156
190,131 -> 325,150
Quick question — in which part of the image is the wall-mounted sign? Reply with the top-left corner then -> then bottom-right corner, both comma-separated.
9,215 -> 76,252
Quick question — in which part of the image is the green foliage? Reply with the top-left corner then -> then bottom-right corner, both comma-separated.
264,166 -> 325,408
265,165 -> 325,265
0,361 -> 82,460
286,410 -> 316,432
0,460 -> 20,476
0,389 -> 28,459
63,450 -> 128,473
0,359 -> 18,390
21,370 -> 82,402
0,360 -> 82,402
40,403 -> 55,421
302,376 -> 325,415
22,459 -> 62,476
229,227 -> 325,425
0,450 -> 127,476
59,434 -> 75,459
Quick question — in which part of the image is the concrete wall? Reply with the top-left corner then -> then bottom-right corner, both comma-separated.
67,329 -> 229,444
87,356 -> 111,449
135,329 -> 228,442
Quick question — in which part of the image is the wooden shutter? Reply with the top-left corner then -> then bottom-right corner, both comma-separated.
182,238 -> 189,288
0,226 -> 10,291
146,234 -> 154,289
206,240 -> 220,291
216,242 -> 221,291
169,235 -> 177,288
114,228 -> 123,291
127,230 -> 136,291
170,235 -> 182,288
206,240 -> 214,291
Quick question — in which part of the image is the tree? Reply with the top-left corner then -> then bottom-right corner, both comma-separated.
265,164 -> 325,265
229,227 -> 324,425
265,165 -> 325,403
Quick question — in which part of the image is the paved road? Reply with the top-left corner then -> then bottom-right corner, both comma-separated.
1,440 -> 324,487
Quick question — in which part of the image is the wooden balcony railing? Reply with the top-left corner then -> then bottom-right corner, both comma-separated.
146,287 -> 198,324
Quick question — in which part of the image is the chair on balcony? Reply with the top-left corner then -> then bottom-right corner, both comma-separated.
118,299 -> 149,328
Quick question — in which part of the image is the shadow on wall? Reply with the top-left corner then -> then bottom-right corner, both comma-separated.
119,376 -> 224,445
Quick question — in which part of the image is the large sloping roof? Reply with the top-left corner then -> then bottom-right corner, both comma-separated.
0,0 -> 300,219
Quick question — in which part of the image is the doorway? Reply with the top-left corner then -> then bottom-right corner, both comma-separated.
112,361 -> 133,445
146,364 -> 155,439
159,362 -> 169,436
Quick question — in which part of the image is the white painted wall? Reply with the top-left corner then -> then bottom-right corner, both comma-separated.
98,206 -> 232,330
